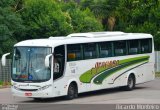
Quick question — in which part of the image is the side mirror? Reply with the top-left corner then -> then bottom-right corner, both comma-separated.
1,53 -> 10,66
45,54 -> 52,68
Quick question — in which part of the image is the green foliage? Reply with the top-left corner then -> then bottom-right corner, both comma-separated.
154,32 -> 160,50
80,0 -> 160,50
2,37 -> 17,55
125,22 -> 157,34
156,72 -> 160,77
81,0 -> 119,31
0,0 -> 103,56
116,0 -> 160,50
0,0 -> 24,56
20,0 -> 73,40
1,0 -> 160,56
0,7 -> 24,41
0,81 -> 2,85
20,0 -> 103,40
0,0 -> 14,8
69,8 -> 103,32
61,1 -> 103,32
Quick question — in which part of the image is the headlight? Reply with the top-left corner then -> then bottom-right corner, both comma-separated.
38,84 -> 52,91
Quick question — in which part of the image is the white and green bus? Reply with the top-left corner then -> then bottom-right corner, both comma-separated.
1,32 -> 155,99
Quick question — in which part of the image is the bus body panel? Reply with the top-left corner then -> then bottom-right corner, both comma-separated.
9,32 -> 155,98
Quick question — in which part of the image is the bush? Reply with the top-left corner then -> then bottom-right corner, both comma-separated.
0,81 -> 2,86
0,81 -> 11,87
2,81 -> 11,86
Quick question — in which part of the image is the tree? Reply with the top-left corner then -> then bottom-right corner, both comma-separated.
20,0 -> 73,40
20,0 -> 103,40
0,0 -> 24,56
81,0 -> 119,31
61,1 -> 103,32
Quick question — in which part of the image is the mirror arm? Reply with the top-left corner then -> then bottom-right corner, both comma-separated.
1,53 -> 10,66
45,54 -> 52,68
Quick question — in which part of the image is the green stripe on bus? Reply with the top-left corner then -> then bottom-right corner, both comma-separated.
79,56 -> 149,83
93,56 -> 149,84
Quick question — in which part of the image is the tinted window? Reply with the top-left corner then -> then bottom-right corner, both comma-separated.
128,40 -> 139,55
67,44 -> 82,61
114,41 -> 126,56
140,39 -> 152,53
83,43 -> 97,59
99,42 -> 112,58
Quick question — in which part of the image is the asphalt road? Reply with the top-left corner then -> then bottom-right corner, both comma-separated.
0,78 -> 160,110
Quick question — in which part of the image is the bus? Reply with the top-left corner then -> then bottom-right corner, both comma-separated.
1,31 -> 155,100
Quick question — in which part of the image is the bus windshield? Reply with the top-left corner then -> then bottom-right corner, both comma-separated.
12,47 -> 51,82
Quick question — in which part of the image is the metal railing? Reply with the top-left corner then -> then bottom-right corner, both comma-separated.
0,59 -> 11,82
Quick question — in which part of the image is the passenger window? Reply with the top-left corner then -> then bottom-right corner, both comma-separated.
114,41 -> 126,56
83,43 -> 97,59
128,40 -> 139,55
67,44 -> 82,61
140,39 -> 151,53
99,42 -> 112,58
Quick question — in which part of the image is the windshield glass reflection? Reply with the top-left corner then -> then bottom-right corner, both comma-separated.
12,47 -> 51,82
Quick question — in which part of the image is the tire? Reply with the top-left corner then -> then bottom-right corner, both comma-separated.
33,98 -> 43,101
124,75 -> 135,91
66,83 -> 78,100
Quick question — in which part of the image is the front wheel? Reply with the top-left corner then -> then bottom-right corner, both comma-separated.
33,98 -> 43,101
66,83 -> 78,100
124,75 -> 135,91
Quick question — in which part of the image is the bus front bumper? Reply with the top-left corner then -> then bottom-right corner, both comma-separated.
11,87 -> 53,98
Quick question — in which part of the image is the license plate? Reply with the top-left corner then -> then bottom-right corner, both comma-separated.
25,93 -> 32,96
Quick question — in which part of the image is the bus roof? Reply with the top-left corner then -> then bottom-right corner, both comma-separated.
15,32 -> 153,47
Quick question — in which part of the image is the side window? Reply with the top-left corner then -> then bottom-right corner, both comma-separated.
53,45 -> 65,80
83,43 -> 97,59
114,41 -> 126,56
67,44 -> 82,61
140,39 -> 152,53
99,42 -> 112,58
128,40 -> 139,55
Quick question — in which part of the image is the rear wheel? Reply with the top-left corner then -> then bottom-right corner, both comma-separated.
124,75 -> 135,91
66,83 -> 78,100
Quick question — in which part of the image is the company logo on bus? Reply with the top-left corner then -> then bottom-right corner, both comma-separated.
91,60 -> 119,74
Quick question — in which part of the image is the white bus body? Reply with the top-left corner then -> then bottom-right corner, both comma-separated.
2,32 -> 155,99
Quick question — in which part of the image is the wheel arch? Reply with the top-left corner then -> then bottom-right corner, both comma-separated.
127,72 -> 136,84
67,79 -> 79,93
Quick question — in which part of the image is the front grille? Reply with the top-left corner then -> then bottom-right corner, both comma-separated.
19,89 -> 38,91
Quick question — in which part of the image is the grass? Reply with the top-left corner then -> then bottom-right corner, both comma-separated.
155,72 -> 160,78
0,81 -> 11,88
